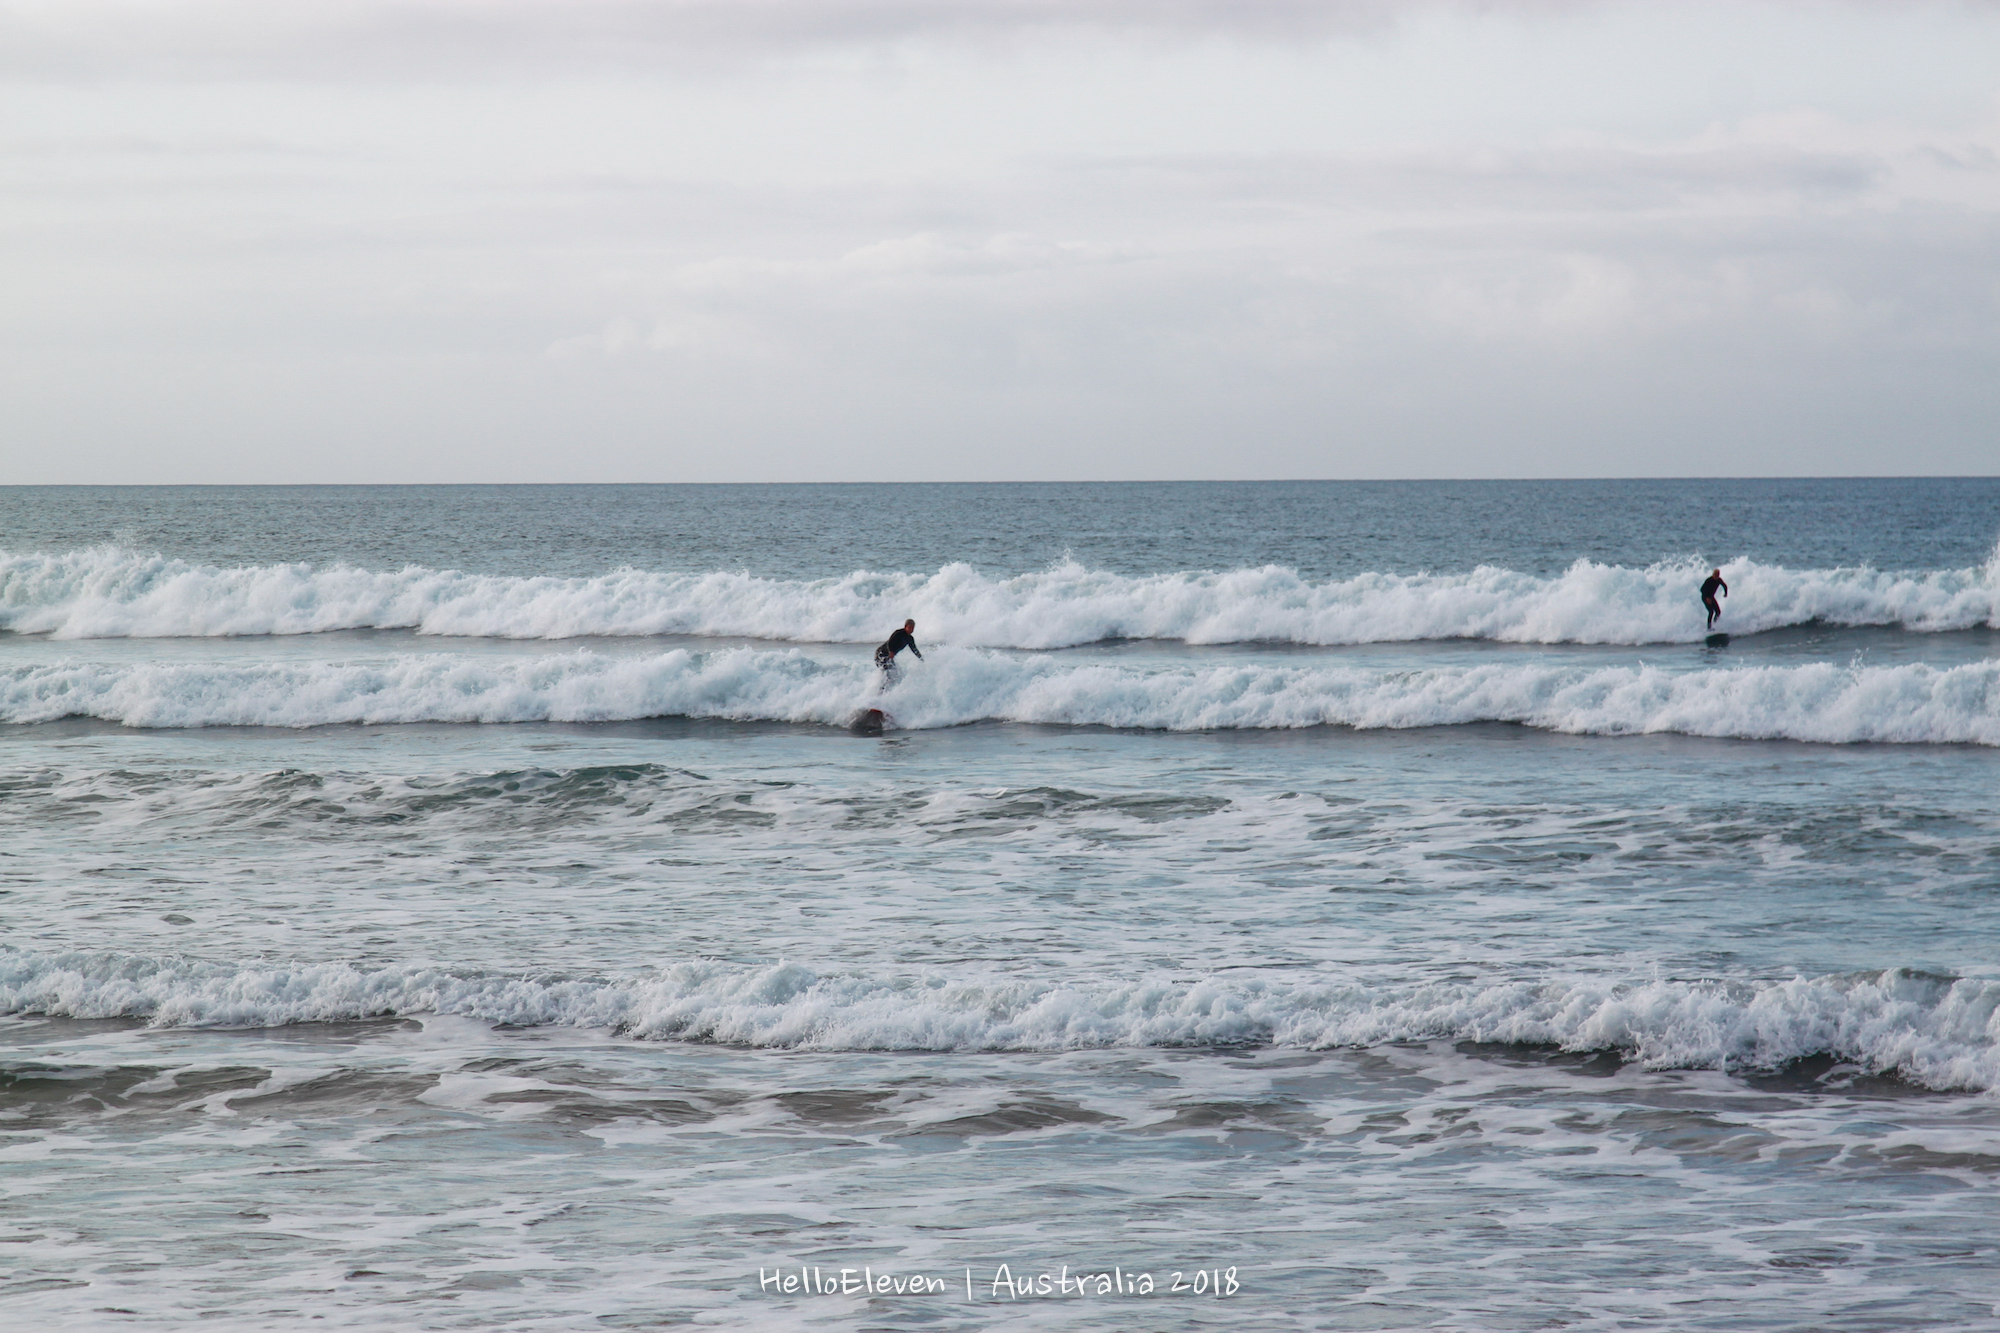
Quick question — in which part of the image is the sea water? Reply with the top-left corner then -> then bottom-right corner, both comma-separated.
1,480 -> 1997,1331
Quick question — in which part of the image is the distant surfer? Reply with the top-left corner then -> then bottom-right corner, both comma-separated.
1700,569 -> 1728,630
874,619 -> 923,676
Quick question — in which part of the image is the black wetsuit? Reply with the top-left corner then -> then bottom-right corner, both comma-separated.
874,627 -> 922,671
1700,573 -> 1728,629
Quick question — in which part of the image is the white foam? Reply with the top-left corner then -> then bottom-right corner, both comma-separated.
5,950 -> 1995,1092
4,646 -> 1998,743
4,546 -> 1997,646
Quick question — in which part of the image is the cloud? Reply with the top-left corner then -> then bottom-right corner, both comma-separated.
839,231 -> 1113,275
0,0 -> 1413,81
1071,141 -> 1893,219
1,0 -> 1995,480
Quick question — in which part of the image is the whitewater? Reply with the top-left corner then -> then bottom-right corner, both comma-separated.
6,950 -> 1997,1093
6,645 -> 1998,742
5,544 -> 1999,645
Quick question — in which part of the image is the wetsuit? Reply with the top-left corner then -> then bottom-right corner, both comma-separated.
874,627 -> 922,671
1700,573 -> 1728,629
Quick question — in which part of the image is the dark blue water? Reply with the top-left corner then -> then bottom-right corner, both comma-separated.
5,477 -> 1994,579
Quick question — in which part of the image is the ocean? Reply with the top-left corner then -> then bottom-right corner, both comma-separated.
3,479 -> 1998,1331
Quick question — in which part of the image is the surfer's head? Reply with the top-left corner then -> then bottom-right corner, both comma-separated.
1712,569 -> 1722,577
904,619 -> 916,631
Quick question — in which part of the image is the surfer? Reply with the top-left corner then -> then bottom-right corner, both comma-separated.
1700,569 -> 1728,630
874,619 -> 923,675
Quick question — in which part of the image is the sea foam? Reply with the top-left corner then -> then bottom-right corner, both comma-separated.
3,546 -> 1997,646
4,647 -> 1998,743
4,950 -> 1995,1092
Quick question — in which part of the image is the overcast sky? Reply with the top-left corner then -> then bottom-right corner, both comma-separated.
3,0 -> 1996,482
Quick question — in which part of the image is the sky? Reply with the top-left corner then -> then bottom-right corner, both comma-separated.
2,0 -> 1996,483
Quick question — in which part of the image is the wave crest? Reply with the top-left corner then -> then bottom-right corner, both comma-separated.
4,546 -> 1998,646
4,648 -> 1998,743
5,950 -> 1996,1091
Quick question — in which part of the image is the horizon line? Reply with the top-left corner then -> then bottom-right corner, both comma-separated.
4,476 -> 1997,488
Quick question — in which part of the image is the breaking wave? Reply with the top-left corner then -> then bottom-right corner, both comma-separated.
4,546 -> 1998,647
4,647 -> 1998,743
5,950 -> 1996,1092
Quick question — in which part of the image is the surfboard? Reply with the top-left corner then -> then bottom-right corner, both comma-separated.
849,707 -> 892,736
1705,632 -> 1730,647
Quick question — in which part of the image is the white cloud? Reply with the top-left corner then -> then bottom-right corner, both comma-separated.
0,0 -> 1995,480
0,0 -> 1409,81
840,231 -> 1107,276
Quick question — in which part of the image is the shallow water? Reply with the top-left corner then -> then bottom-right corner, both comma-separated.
2,481 -> 1998,1329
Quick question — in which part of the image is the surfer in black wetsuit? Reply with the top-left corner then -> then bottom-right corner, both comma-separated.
874,619 -> 922,674
1700,569 -> 1728,630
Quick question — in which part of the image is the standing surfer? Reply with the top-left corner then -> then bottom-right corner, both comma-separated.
874,619 -> 923,676
1700,569 -> 1728,630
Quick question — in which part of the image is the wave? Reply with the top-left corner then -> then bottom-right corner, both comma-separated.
4,647 -> 1998,742
4,546 -> 1998,647
5,950 -> 1996,1092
